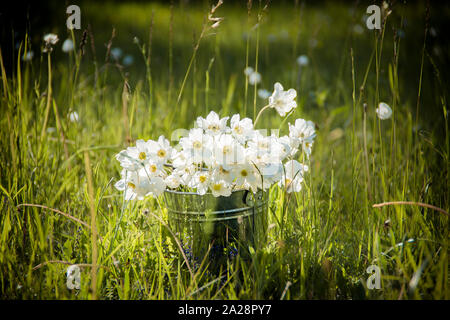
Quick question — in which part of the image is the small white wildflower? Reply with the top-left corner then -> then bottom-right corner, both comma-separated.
258,89 -> 271,99
62,39 -> 74,52
248,71 -> 261,85
288,118 -> 316,157
188,170 -> 211,195
69,111 -> 79,122
173,163 -> 198,186
211,165 -> 235,184
210,179 -> 232,197
43,33 -> 59,52
376,102 -> 392,120
123,54 -> 134,66
147,135 -> 173,165
22,51 -> 34,61
214,134 -> 245,167
165,173 -> 182,189
230,114 -> 254,143
43,33 -> 59,45
297,55 -> 309,66
280,160 -> 308,193
110,47 -> 123,61
231,163 -> 259,193
244,66 -> 254,76
268,82 -> 297,117
114,169 -> 158,200
180,128 -> 214,165
196,111 -> 229,136
244,66 -> 261,85
115,139 -> 152,171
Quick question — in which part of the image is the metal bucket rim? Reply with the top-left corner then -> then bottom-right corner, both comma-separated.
168,210 -> 257,222
164,188 -> 250,196
166,202 -> 267,216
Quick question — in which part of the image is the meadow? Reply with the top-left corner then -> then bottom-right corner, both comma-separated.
0,0 -> 448,299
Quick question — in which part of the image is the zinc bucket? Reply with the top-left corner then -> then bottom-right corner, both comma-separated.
164,189 -> 268,271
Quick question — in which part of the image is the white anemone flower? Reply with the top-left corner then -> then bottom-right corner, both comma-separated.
115,169 -> 152,200
173,164 -> 197,185
248,71 -> 261,85
259,162 -> 283,190
230,114 -> 254,143
247,132 -> 283,165
115,139 -> 151,171
146,176 -> 166,197
376,102 -> 392,120
180,128 -> 214,165
211,165 -> 235,184
280,160 -> 308,193
268,82 -> 297,117
276,135 -> 294,160
232,163 -> 259,192
214,134 -> 245,167
196,111 -> 229,136
62,39 -> 74,52
288,118 -> 316,156
165,173 -> 182,189
188,170 -> 211,195
147,135 -> 173,165
210,179 -> 232,197
244,67 -> 254,76
143,160 -> 164,178
171,150 -> 190,168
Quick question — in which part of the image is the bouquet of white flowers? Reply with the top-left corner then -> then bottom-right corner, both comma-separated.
115,83 -> 316,200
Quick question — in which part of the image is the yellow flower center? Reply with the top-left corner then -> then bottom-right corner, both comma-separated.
212,183 -> 222,191
139,152 -> 146,160
240,169 -> 248,177
127,182 -> 136,189
199,175 -> 207,183
208,124 -> 220,132
258,141 -> 269,149
157,149 -> 166,158
150,164 -> 157,173
234,126 -> 243,134
222,146 -> 232,154
193,141 -> 202,149
285,178 -> 292,186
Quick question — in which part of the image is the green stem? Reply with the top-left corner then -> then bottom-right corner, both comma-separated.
253,104 -> 271,127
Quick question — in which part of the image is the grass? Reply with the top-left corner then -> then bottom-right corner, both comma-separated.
0,1 -> 448,300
